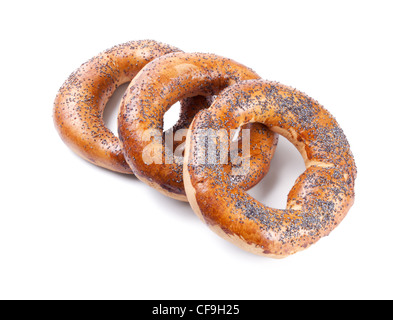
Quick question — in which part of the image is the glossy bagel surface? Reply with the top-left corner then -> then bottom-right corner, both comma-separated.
54,40 -> 205,174
184,79 -> 357,258
118,52 -> 278,201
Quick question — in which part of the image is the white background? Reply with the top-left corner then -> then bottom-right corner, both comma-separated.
1,0 -> 392,300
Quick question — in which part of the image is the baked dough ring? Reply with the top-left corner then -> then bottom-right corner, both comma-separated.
184,80 -> 357,258
54,40 -> 205,173
118,52 -> 278,201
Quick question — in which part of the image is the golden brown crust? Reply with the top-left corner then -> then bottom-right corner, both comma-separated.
184,80 -> 356,258
53,40 -> 184,173
118,52 -> 278,200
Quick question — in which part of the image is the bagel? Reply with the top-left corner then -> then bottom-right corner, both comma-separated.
54,40 -> 207,174
183,79 -> 357,258
118,52 -> 278,201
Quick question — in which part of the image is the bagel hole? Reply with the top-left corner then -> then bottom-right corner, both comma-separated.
163,101 -> 181,132
246,135 -> 305,210
103,82 -> 130,137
